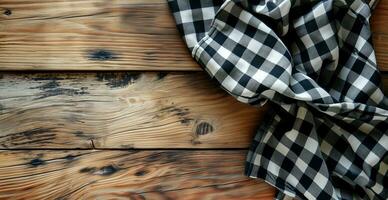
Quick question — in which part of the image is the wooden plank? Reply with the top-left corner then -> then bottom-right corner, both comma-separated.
0,0 -> 387,71
0,72 -> 267,149
0,72 -> 386,149
371,0 -> 388,35
372,0 -> 388,71
0,0 -> 198,71
0,150 -> 275,199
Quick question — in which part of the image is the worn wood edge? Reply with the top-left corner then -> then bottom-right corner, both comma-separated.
0,150 -> 275,200
0,72 -> 267,149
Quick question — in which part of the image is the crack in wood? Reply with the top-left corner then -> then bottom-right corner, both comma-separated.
90,139 -> 96,149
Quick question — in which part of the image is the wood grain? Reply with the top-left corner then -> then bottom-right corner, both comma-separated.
371,0 -> 388,71
0,72 -> 267,149
0,150 -> 275,200
0,0 -> 387,71
0,0 -> 198,71
0,72 -> 386,149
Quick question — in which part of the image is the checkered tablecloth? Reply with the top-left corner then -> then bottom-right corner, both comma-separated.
167,0 -> 388,199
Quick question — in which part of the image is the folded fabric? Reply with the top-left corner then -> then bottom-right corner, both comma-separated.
167,0 -> 388,199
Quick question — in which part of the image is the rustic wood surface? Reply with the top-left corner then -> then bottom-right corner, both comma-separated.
0,72 -> 267,149
0,0 -> 196,71
0,0 -> 387,71
0,150 -> 275,200
0,1 -> 387,199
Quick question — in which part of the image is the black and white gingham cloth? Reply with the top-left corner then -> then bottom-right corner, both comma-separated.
167,0 -> 387,199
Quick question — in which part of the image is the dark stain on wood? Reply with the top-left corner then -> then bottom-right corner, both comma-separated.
63,154 -> 77,161
96,72 -> 141,88
195,122 -> 214,135
79,167 -> 97,173
72,131 -> 93,140
9,138 -> 55,147
156,72 -> 168,80
134,170 -> 148,176
11,128 -> 54,140
0,128 -> 56,148
30,78 -> 89,99
30,158 -> 45,167
3,9 -> 12,16
88,50 -> 117,61
32,80 -> 60,90
97,165 -> 119,176
146,153 -> 162,162
38,87 -> 89,99
31,76 -> 65,81
159,106 -> 194,125
170,107 -> 191,118
73,131 -> 85,137
165,152 -> 182,163
180,118 -> 192,125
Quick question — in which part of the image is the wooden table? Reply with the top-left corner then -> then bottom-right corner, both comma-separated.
0,1 -> 387,199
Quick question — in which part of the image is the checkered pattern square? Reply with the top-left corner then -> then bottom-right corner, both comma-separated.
168,0 -> 387,199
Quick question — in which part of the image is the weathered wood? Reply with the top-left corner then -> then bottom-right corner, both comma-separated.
0,0 -> 197,71
0,72 -> 267,149
371,1 -> 388,71
0,150 -> 275,200
0,72 -> 386,149
0,0 -> 387,71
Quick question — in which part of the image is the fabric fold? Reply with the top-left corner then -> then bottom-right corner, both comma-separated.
167,0 -> 387,199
